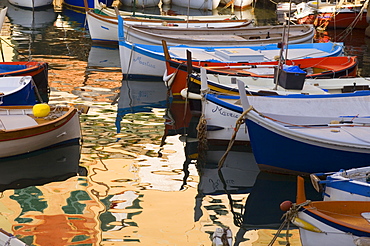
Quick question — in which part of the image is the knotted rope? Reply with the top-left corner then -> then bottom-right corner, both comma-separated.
268,200 -> 311,246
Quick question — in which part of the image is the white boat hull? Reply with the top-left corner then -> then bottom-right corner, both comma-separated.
324,186 -> 370,201
203,97 -> 249,143
119,42 -> 165,79
171,0 -> 221,10
8,0 -> 53,8
119,0 -> 160,7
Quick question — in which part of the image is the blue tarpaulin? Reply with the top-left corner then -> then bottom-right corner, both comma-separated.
282,65 -> 306,74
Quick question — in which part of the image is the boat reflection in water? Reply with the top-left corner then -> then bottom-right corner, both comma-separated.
0,142 -> 85,192
232,171 -> 323,244
88,44 -> 121,69
0,143 -> 89,245
6,3 -> 57,34
115,80 -> 169,134
174,105 -> 324,244
193,143 -> 259,196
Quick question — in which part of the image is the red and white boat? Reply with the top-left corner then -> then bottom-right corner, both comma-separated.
164,50 -> 358,96
291,0 -> 368,29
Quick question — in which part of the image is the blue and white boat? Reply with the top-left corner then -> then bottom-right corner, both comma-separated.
117,14 -> 342,80
0,76 -> 37,106
237,80 -> 370,174
198,70 -> 370,144
310,167 -> 370,201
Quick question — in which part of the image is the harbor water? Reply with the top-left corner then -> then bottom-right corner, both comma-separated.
0,0 -> 369,245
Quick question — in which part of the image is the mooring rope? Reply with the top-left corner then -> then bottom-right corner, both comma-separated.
268,200 -> 311,246
196,113 -> 208,171
218,105 -> 254,169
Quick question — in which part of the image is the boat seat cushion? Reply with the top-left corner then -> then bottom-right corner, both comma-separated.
0,115 -> 38,130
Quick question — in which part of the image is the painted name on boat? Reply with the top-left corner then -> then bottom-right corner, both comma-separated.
212,106 -> 239,118
133,56 -> 156,69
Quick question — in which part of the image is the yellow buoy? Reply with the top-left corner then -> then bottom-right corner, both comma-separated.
33,103 -> 50,117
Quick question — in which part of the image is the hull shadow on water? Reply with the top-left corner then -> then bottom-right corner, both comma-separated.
0,142 -> 86,192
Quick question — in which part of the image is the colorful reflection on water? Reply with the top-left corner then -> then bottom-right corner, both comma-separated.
0,1 -> 369,245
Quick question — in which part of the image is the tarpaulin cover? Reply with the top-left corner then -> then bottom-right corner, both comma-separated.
282,65 -> 306,74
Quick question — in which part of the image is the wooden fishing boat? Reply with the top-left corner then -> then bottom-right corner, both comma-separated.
123,21 -> 314,46
0,228 -> 27,245
0,105 -> 83,158
0,76 -> 37,106
202,90 -> 370,145
192,74 -> 370,144
165,49 -> 358,96
283,176 -> 370,246
237,81 -> 370,174
8,0 -> 53,8
171,0 -> 220,10
95,0 -> 237,20
118,12 -> 342,80
86,9 -> 252,43
310,167 -> 370,201
291,0 -> 368,29
0,61 -> 49,103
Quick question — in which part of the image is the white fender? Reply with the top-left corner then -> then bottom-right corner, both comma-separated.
163,69 -> 177,88
180,88 -> 202,100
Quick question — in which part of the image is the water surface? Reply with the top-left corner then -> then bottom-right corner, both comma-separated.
0,1 -> 369,245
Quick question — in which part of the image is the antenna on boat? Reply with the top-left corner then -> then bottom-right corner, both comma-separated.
284,0 -> 292,60
274,0 -> 292,90
273,23 -> 287,90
